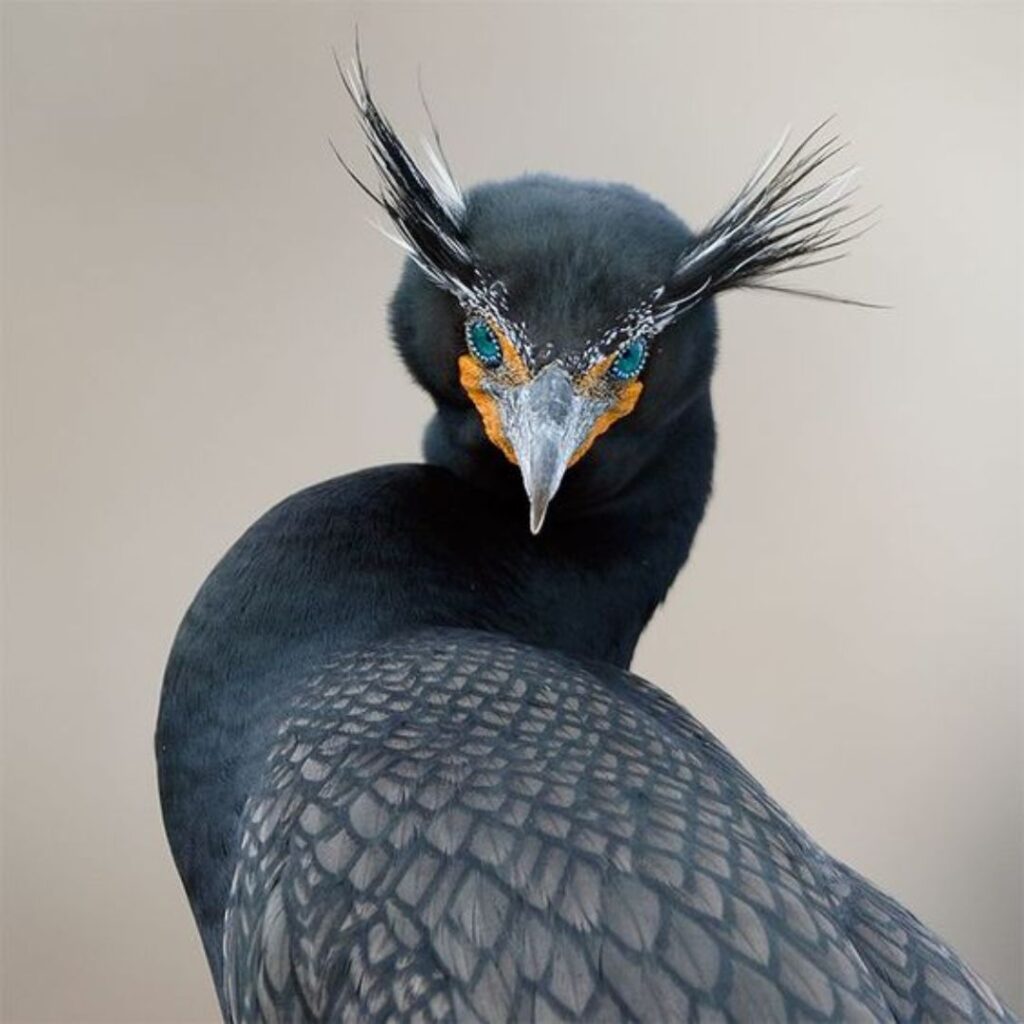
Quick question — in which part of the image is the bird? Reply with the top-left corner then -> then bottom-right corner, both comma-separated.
156,53 -> 1017,1024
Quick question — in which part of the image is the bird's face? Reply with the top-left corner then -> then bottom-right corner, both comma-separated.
391,177 -> 718,532
456,317 -> 645,533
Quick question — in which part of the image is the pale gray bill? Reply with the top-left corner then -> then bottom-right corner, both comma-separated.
495,365 -> 612,534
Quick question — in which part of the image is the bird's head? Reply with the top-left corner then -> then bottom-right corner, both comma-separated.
388,175 -> 717,532
337,55 -> 867,533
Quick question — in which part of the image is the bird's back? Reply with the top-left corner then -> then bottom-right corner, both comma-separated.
221,628 -> 1008,1023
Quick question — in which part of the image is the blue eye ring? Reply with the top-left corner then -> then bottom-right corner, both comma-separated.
466,318 -> 503,368
608,336 -> 648,381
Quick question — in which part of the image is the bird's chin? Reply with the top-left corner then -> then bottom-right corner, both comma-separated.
520,454 -> 649,533
423,410 -> 647,531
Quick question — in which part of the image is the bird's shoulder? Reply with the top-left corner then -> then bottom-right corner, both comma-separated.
242,463 -> 475,539
165,463 -> 497,673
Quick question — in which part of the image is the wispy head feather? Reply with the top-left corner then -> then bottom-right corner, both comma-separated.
651,119 -> 879,324
331,45 -> 478,300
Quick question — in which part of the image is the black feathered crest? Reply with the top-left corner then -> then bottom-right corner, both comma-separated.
332,48 -> 481,304
334,51 -> 875,350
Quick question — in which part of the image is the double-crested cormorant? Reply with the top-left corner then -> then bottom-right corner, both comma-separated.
156,56 -> 1016,1022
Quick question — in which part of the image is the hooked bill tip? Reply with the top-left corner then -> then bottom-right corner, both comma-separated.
529,494 -> 550,535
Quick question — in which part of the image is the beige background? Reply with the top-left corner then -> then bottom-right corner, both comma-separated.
2,1 -> 1021,1020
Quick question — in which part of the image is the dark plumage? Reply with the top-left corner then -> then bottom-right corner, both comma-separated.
156,58 -> 1015,1023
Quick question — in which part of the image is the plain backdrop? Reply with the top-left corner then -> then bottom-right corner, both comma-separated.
2,2 -> 1021,1020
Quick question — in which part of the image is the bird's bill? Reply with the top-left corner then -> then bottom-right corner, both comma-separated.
498,366 -> 612,534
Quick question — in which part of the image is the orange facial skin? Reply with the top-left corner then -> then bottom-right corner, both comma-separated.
458,321 -> 531,465
459,327 -> 644,468
567,348 -> 644,466
567,380 -> 642,466
458,354 -> 518,463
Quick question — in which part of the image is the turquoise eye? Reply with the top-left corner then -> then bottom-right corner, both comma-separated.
467,319 -> 503,368
609,337 -> 648,380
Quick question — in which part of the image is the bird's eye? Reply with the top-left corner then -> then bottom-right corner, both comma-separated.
466,319 -> 503,368
608,337 -> 648,381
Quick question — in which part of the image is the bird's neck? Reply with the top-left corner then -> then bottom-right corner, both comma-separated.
167,388 -> 716,708
421,387 -> 716,667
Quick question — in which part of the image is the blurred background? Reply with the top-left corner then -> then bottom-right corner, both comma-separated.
2,2 -> 1020,1020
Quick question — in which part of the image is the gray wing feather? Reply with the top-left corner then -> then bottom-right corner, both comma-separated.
223,629 -> 1016,1023
830,864 -> 1011,1023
